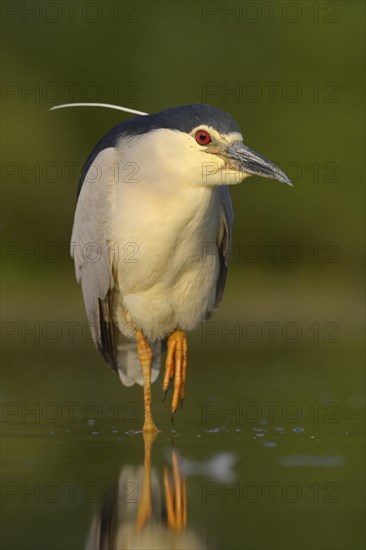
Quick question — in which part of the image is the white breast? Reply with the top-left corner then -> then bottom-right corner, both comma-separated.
108,174 -> 221,341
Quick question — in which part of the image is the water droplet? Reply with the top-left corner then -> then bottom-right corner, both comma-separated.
125,429 -> 140,436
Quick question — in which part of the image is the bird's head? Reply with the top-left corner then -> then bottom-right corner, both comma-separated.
119,104 -> 292,188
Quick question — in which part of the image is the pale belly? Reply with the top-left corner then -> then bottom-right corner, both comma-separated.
110,185 -> 222,341
119,253 -> 219,341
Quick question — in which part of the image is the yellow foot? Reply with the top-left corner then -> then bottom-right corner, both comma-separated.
136,329 -> 159,433
162,330 -> 188,420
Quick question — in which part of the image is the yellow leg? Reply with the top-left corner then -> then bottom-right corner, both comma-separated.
136,329 -> 158,433
162,330 -> 188,419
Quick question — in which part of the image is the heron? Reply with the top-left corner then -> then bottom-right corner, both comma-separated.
53,103 -> 292,432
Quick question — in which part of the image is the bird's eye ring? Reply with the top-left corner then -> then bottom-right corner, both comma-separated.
195,130 -> 211,145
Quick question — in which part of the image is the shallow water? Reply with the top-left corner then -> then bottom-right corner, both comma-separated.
2,338 -> 364,550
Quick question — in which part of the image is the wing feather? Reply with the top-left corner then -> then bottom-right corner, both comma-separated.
71,147 -> 118,368
213,185 -> 234,310
71,146 -> 162,385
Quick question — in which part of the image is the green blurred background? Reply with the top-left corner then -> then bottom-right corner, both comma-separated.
1,1 -> 365,549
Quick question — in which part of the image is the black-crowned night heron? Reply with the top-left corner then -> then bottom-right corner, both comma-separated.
54,103 -> 292,432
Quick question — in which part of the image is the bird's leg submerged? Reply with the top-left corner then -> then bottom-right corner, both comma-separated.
136,329 -> 158,433
162,330 -> 188,419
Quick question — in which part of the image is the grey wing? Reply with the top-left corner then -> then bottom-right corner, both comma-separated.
71,147 -> 118,368
71,146 -> 162,386
213,185 -> 234,309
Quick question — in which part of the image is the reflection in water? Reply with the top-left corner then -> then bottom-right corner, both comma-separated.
86,433 -> 211,549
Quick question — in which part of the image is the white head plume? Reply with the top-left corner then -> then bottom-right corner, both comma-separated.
49,103 -> 149,116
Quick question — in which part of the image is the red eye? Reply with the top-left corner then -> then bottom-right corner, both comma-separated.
195,130 -> 211,145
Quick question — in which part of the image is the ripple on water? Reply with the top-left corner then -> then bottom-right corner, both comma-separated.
204,427 -> 222,433
263,441 -> 277,448
278,455 -> 345,467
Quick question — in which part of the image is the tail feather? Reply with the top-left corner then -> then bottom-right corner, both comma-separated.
115,339 -> 162,387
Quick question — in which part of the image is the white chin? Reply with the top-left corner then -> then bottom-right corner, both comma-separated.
203,169 -> 248,186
